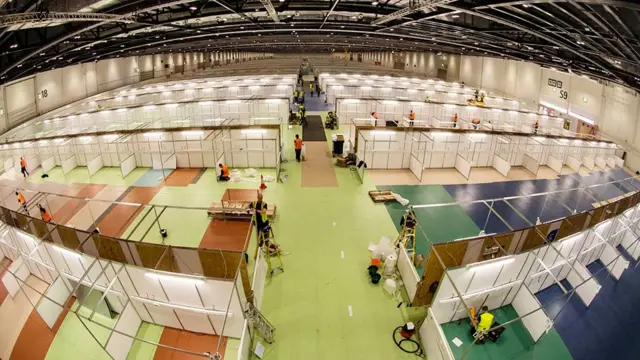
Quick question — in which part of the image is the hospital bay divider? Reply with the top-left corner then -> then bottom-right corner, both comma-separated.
347,123 -> 624,181
325,81 -> 523,111
394,183 -> 640,358
0,96 -> 290,145
92,82 -> 294,113
0,124 -> 283,181
336,97 -> 567,136
319,72 -> 538,112
0,70 -> 295,143
0,197 -> 269,359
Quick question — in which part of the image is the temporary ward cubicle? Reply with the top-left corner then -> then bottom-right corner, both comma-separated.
0,204 -> 264,360
335,97 -> 565,136
419,200 -> 640,359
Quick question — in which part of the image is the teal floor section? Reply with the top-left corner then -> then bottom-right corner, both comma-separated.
441,305 -> 572,360
132,169 -> 167,187
377,184 -> 481,275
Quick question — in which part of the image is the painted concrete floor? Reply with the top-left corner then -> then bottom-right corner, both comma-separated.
5,124 -> 635,359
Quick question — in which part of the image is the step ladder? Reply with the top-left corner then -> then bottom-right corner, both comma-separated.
394,211 -> 417,263
256,225 -> 284,276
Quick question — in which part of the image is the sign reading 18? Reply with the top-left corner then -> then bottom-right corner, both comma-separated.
559,90 -> 568,100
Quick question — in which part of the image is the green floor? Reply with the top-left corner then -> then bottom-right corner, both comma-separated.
441,306 -> 572,360
127,323 -> 164,360
28,166 -> 149,186
45,300 -> 117,360
32,124 -> 572,360
377,184 -> 481,275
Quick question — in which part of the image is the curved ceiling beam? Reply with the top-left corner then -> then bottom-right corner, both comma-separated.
440,4 -> 625,83
0,12 -> 137,29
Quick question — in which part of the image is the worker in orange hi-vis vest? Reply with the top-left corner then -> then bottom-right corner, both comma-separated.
20,157 -> 29,178
39,204 -> 53,223
16,191 -> 27,213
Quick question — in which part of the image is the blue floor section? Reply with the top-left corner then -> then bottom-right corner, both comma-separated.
534,256 -> 640,360
132,169 -> 170,187
444,168 -> 639,233
292,82 -> 334,112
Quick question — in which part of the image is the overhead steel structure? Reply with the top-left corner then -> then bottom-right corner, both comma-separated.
0,0 -> 639,90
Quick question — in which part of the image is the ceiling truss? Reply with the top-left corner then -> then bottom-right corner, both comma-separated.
0,0 -> 637,90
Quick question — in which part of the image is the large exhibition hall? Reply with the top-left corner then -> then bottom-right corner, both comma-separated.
0,0 -> 640,359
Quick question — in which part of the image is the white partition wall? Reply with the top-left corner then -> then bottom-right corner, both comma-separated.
61,155 -> 77,174
547,155 -> 563,174
583,155 -> 595,171
492,154 -> 511,177
105,302 -> 142,360
511,286 -> 551,341
223,128 -> 278,168
41,156 -> 56,173
426,199 -> 640,358
1,256 -> 29,298
398,245 -> 419,302
567,155 -> 581,172
0,218 -> 250,358
420,308 -> 455,360
120,154 -> 136,177
87,154 -> 104,176
522,154 -> 540,176
35,276 -> 72,328
335,96 -> 564,134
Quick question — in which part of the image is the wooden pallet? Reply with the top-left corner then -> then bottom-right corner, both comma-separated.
369,190 -> 396,203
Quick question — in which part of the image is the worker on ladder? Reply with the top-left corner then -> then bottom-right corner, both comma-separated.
395,207 -> 417,263
250,192 -> 284,275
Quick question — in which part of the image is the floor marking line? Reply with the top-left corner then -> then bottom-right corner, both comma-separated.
340,251 -> 344,259
348,305 -> 353,317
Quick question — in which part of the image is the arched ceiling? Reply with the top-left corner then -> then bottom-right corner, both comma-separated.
1,0 -> 639,89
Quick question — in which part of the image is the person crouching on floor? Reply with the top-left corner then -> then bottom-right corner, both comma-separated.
218,163 -> 230,181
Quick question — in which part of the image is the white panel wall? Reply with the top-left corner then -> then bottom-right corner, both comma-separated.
83,62 -> 98,96
539,68 -> 570,112
515,61 -> 542,108
568,76 -> 603,121
62,64 -> 89,107
96,57 -> 139,91
446,55 -> 460,82
5,77 -> 35,114
601,84 -> 638,145
481,58 -> 506,94
459,56 -> 482,87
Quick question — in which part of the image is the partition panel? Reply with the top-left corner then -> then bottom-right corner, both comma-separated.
420,308 -> 455,360
87,154 -> 103,176
567,156 -> 581,172
547,155 -> 563,174
492,155 -> 510,177
511,285 -> 551,342
105,302 -> 142,360
120,154 -> 136,177
42,156 -> 56,173
522,154 -> 540,176
35,276 -> 71,328
566,263 -> 600,306
61,155 -> 77,174
583,156 -> 595,170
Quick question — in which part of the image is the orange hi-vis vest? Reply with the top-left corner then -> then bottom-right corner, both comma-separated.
295,138 -> 302,150
17,193 -> 25,204
409,112 -> 415,120
20,158 -> 25,167
42,211 -> 52,222
221,165 -> 229,177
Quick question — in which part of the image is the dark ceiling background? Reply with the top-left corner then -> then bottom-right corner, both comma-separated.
0,0 -> 639,89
